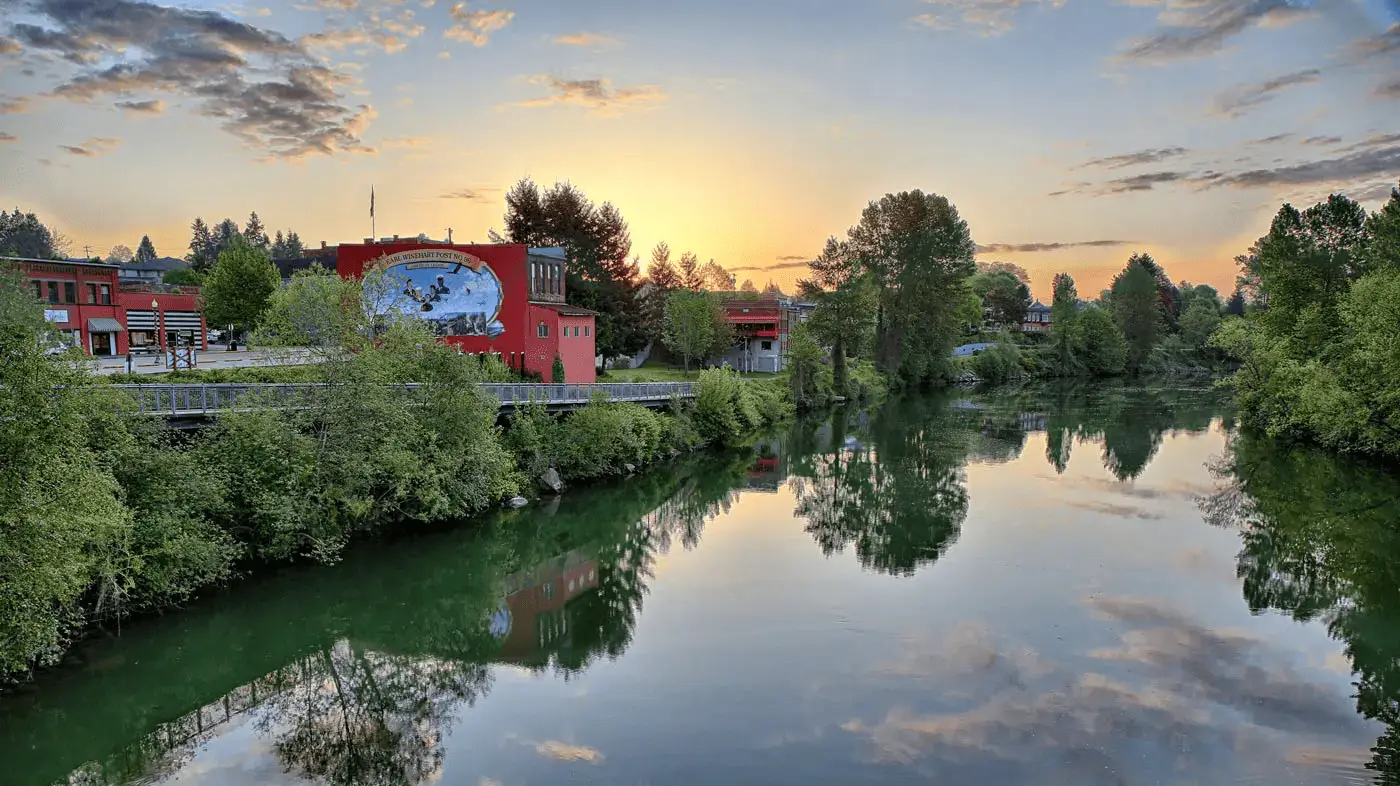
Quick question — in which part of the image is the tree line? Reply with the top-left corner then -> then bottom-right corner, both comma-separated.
1210,183 -> 1400,459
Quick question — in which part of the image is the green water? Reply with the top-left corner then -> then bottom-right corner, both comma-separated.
5,382 -> 1400,785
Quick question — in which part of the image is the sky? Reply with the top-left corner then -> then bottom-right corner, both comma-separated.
0,0 -> 1397,299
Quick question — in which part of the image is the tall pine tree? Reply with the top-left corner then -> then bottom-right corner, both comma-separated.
244,212 -> 269,251
135,235 -> 158,263
188,218 -> 214,271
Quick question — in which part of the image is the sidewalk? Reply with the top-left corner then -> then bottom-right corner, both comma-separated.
90,348 -> 323,376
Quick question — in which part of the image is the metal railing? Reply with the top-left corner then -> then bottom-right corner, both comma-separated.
111,381 -> 695,417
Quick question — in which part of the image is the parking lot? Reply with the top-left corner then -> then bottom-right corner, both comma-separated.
88,347 -> 323,376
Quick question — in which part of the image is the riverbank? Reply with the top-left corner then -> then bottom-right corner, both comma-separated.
1,328 -> 794,682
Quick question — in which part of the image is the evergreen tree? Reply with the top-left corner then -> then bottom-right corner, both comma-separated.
551,355 -> 566,383
677,252 -> 705,291
285,232 -> 304,259
135,235 -> 158,263
244,212 -> 269,251
0,208 -> 63,259
1127,252 -> 1182,330
187,218 -> 214,271
739,279 -> 757,293
271,230 -> 286,259
1110,259 -> 1161,373
1224,287 -> 1246,316
1050,273 -> 1080,374
805,236 -> 875,395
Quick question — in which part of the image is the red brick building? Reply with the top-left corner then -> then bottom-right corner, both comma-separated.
11,257 -> 208,356
334,241 -> 597,383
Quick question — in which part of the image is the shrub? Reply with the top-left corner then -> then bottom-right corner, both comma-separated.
551,355 -> 566,383
970,343 -> 1024,383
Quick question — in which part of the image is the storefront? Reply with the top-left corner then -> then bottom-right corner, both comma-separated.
115,287 -> 208,351
87,317 -> 123,356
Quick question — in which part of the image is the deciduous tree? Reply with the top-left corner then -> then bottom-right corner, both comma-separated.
1111,260 -> 1160,373
662,289 -> 720,375
0,208 -> 64,259
202,239 -> 282,337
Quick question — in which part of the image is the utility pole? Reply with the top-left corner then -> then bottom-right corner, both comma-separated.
82,244 -> 92,258
446,227 -> 453,243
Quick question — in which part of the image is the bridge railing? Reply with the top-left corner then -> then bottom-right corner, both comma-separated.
109,381 -> 695,417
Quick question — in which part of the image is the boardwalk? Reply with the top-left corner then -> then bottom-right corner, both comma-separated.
113,381 -> 695,420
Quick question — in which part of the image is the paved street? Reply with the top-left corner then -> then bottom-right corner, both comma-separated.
89,348 -> 323,376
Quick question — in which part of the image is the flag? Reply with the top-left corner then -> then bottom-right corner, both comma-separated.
370,186 -> 375,219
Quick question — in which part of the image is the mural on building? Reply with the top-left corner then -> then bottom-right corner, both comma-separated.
371,248 -> 506,338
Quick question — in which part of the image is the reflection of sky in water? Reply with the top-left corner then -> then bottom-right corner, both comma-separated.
385,263 -> 503,322
26,413 -> 1385,786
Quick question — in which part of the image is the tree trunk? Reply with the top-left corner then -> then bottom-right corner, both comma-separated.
832,336 -> 848,397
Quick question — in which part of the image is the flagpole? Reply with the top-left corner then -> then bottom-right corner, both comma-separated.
370,185 -> 376,241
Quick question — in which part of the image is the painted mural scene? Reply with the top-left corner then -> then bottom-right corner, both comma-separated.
4,0 -> 1400,783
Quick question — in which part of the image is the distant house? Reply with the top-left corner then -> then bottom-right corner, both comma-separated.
1020,300 -> 1052,332
117,256 -> 187,285
273,256 -> 326,284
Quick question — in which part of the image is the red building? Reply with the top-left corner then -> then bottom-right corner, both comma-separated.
717,295 -> 792,373
12,257 -> 208,356
335,241 -> 597,383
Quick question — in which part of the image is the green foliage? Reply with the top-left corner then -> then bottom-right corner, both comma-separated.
971,268 -> 1031,326
843,190 -> 977,386
662,289 -> 723,373
551,354 -> 566,383
1179,297 -> 1222,349
970,342 -> 1025,383
1110,261 -> 1161,373
1219,188 -> 1400,459
161,268 -> 203,287
692,367 -> 791,444
786,322 -> 831,410
0,207 -> 65,259
135,235 -> 158,263
202,239 -> 281,334
1077,306 -> 1128,376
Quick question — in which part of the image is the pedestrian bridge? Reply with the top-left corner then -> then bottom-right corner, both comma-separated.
113,381 -> 695,421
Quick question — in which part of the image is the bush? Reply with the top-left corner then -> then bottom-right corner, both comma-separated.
848,360 -> 889,403
970,343 -> 1025,383
551,354 -> 566,383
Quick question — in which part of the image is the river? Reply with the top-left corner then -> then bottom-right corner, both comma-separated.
4,381 -> 1399,785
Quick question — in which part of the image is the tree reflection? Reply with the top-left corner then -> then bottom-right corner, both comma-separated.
1202,434 -> 1400,783
792,400 -> 970,577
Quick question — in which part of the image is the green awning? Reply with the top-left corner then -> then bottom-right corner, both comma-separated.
88,317 -> 123,333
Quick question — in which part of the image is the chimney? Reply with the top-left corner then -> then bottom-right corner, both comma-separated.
364,237 -> 373,244
320,240 -> 327,249
392,234 -> 399,241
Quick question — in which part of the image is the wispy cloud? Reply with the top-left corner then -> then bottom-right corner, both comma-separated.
1077,147 -> 1188,169
115,98 -> 165,115
1300,135 -> 1340,147
0,37 -> 20,55
1114,0 -> 1312,65
0,96 -> 29,114
534,741 -> 604,764
1376,78 -> 1400,101
976,239 -> 1138,253
913,0 -> 1067,37
728,259 -> 814,273
514,75 -> 667,115
383,136 -> 432,149
60,136 -> 122,157
1060,132 -> 1400,199
9,0 -> 376,161
1209,68 -> 1321,118
440,187 -> 500,201
302,27 -> 410,54
553,32 -> 619,48
445,3 -> 514,46
0,131 -> 17,143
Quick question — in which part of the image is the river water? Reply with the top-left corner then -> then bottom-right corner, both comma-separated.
4,382 -> 1399,786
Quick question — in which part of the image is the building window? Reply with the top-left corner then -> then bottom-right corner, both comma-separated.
761,340 -> 772,351
31,281 -> 42,300
98,284 -> 111,305
537,322 -> 548,338
584,326 -> 591,337
86,283 -> 98,304
47,281 -> 59,303
572,326 -> 579,337
62,282 -> 75,303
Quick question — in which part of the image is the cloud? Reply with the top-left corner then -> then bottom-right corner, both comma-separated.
1300,134 -> 1340,146
8,0 -> 376,161
115,98 -> 164,114
0,131 -> 17,142
514,75 -> 667,115
553,32 -> 619,47
1102,171 -> 1188,193
727,260 -> 814,273
534,741 -> 604,763
975,239 -> 1137,253
0,37 -> 20,55
60,136 -> 121,157
912,0 -> 1067,37
1210,68 -> 1321,118
1115,0 -> 1313,65
383,136 -> 431,148
437,49 -> 450,59
1077,146 -> 1188,169
1249,133 -> 1293,145
440,187 -> 499,201
301,27 -> 409,54
841,597 -> 1374,783
1376,78 -> 1400,101
1193,142 -> 1400,192
1348,23 -> 1399,60
0,95 -> 30,114
445,4 -> 513,46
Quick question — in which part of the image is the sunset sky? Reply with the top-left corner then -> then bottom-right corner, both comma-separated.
1,0 -> 1397,298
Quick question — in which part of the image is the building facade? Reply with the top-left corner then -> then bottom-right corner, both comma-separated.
1020,300 -> 1052,332
10,257 -> 207,355
717,295 -> 789,373
334,241 -> 597,383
